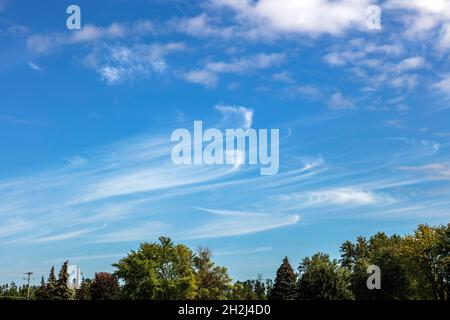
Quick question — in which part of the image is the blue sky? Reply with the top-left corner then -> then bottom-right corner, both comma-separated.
1,0 -> 450,284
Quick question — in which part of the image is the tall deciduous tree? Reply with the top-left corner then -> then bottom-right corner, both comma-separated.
268,257 -> 297,300
436,224 -> 450,299
90,272 -> 120,300
400,224 -> 449,300
341,232 -> 411,299
230,281 -> 257,300
114,236 -> 197,300
297,253 -> 353,300
194,248 -> 232,300
229,276 -> 270,300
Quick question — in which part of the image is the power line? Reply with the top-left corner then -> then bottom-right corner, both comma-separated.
24,272 -> 33,300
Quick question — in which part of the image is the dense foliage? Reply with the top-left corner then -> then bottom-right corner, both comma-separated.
90,272 -> 121,300
1,223 -> 448,300
113,236 -> 197,299
194,247 -> 233,300
268,257 -> 297,300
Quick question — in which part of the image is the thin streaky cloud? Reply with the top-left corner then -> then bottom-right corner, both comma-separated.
215,246 -> 273,256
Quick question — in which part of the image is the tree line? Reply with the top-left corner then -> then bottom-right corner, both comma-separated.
1,223 -> 448,300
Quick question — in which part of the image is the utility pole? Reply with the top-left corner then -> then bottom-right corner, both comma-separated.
24,272 -> 33,300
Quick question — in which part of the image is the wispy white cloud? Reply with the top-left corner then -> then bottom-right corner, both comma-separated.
215,246 -> 273,256
30,225 -> 107,243
272,71 -> 295,84
98,66 -> 121,84
434,73 -> 450,95
394,56 -> 426,72
329,91 -> 354,110
398,162 -> 450,180
184,53 -> 285,87
286,85 -> 321,99
214,104 -> 254,129
93,222 -> 168,243
85,42 -> 186,84
324,38 -> 426,93
69,23 -> 126,43
27,61 -> 43,72
0,126 -> 290,245
26,21 -> 156,54
0,98 -> 447,253
47,253 -> 126,264
179,208 -> 300,240
170,14 -> 235,39
65,156 -> 88,168
26,34 -> 58,54
326,44 -> 430,110
387,0 -> 450,51
206,53 -> 285,73
5,24 -> 30,37
0,219 -> 31,238
277,188 -> 394,206
384,119 -> 407,129
184,69 -> 218,87
77,164 -> 235,203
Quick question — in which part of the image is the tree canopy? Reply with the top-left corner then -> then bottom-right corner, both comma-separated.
268,257 -> 297,300
3,223 -> 448,301
113,236 -> 197,300
297,253 -> 353,300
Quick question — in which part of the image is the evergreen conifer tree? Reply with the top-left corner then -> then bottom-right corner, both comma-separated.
76,278 -> 92,300
46,266 -> 57,299
35,276 -> 47,300
55,261 -> 74,300
268,257 -> 297,300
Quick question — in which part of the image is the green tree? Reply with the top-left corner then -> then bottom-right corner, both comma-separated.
114,236 -> 197,300
193,248 -> 232,299
35,276 -> 47,300
6,282 -> 18,298
268,257 -> 297,300
436,224 -> 450,298
90,272 -> 120,300
228,276 -> 270,300
400,224 -> 449,300
46,266 -> 57,299
341,232 -> 411,300
54,261 -> 75,300
229,281 -> 257,300
253,275 -> 269,300
297,253 -> 353,300
265,278 -> 273,298
76,278 -> 92,300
